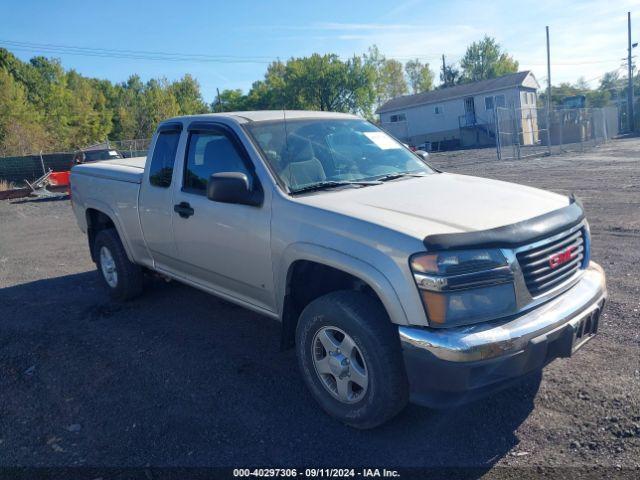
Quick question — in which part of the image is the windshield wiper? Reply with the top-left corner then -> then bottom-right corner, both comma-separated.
376,172 -> 429,182
290,180 -> 381,194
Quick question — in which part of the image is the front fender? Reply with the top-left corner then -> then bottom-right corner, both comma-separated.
276,242 -> 409,326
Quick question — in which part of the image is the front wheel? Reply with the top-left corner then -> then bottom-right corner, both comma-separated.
296,290 -> 409,429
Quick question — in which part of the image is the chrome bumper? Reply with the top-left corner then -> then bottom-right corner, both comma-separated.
399,262 -> 607,363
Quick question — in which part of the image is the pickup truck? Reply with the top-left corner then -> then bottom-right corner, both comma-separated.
70,111 -> 607,429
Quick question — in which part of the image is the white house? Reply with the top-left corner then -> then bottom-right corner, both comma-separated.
377,71 -> 540,148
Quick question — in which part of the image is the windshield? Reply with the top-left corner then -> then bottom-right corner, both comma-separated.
245,119 -> 434,192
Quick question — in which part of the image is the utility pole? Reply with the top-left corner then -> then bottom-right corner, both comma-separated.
628,12 -> 635,132
546,26 -> 552,154
216,87 -> 223,112
441,55 -> 447,86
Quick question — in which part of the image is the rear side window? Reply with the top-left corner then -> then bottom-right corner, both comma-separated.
183,131 -> 250,194
149,130 -> 181,187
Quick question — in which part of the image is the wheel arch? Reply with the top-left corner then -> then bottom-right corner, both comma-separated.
84,202 -> 135,263
278,243 -> 409,350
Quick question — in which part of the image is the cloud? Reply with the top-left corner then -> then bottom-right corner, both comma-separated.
312,22 -> 424,31
244,0 -> 635,87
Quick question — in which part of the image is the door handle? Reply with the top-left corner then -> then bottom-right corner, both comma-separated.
173,201 -> 194,218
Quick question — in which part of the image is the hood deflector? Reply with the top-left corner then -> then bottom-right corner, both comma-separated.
423,196 -> 584,251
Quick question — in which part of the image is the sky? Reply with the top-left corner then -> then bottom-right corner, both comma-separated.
0,0 -> 637,103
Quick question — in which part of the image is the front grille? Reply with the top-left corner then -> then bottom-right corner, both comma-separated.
517,226 -> 586,297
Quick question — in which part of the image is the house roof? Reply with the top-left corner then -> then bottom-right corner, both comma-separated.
376,71 -> 537,114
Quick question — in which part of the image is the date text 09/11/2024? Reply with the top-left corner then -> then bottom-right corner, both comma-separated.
232,468 -> 400,478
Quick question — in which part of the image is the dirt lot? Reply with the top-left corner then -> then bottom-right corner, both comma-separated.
0,138 -> 638,477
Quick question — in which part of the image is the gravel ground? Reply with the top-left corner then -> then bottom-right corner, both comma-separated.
0,138 -> 638,477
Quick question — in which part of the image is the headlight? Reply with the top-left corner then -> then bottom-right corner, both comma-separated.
410,249 -> 516,327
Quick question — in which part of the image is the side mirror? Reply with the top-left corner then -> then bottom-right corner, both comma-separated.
206,172 -> 263,206
415,150 -> 429,160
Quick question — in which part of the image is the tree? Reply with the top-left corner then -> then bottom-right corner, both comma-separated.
170,74 -> 209,115
212,88 -> 247,112
460,36 -> 518,83
0,48 -> 211,154
283,54 -> 375,114
219,55 -> 376,117
440,63 -> 461,88
113,76 -> 181,140
0,68 -> 50,155
379,59 -> 408,101
404,59 -> 434,94
598,71 -> 623,103
364,45 -> 408,105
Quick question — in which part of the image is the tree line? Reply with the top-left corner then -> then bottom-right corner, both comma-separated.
2,35 -> 632,157
0,36 -> 519,156
212,37 -> 519,114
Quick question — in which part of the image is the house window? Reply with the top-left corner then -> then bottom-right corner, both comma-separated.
485,96 -> 494,111
389,113 -> 406,123
434,105 -> 443,114
495,95 -> 506,108
529,92 -> 535,104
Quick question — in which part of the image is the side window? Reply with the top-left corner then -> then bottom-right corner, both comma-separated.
149,130 -> 181,187
184,131 -> 250,194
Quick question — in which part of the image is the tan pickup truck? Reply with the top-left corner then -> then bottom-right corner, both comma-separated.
70,111 -> 607,428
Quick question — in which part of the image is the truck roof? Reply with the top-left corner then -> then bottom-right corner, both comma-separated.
163,110 -> 360,124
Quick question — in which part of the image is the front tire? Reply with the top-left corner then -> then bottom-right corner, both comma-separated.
94,228 -> 143,301
296,290 -> 409,429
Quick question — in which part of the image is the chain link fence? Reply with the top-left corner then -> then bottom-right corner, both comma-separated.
0,139 -> 151,185
496,106 -> 617,160
106,138 -> 151,158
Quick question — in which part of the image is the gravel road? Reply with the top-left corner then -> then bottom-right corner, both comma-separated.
0,138 -> 638,477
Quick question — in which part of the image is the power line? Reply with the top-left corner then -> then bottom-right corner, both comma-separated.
0,40 -> 273,64
0,39 -> 275,61
0,38 -> 624,69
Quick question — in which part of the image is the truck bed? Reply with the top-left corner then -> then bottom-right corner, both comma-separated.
71,156 -> 146,184
70,155 -> 152,269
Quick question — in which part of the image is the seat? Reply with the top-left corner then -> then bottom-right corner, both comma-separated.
280,135 -> 326,188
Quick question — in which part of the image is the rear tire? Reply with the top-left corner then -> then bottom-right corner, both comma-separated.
94,228 -> 143,301
295,290 -> 409,429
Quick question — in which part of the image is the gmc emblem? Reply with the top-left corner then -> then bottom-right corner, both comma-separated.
549,247 -> 574,269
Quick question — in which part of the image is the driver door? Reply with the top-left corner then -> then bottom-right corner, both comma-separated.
171,123 -> 274,312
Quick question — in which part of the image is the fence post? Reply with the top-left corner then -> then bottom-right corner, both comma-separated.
39,151 -> 46,176
558,111 -> 563,152
495,108 -> 501,160
546,107 -> 552,156
511,107 -> 521,160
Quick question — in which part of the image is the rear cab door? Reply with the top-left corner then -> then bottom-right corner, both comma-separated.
139,121 -> 184,270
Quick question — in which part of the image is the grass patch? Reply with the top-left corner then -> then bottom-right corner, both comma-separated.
0,179 -> 16,191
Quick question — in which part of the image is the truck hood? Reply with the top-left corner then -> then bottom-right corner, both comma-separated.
295,173 -> 571,240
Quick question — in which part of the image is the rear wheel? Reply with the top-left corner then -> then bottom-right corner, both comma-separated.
94,228 -> 143,301
296,290 -> 409,429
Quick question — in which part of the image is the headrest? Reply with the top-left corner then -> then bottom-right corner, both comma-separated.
284,134 -> 314,163
204,137 -> 237,160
